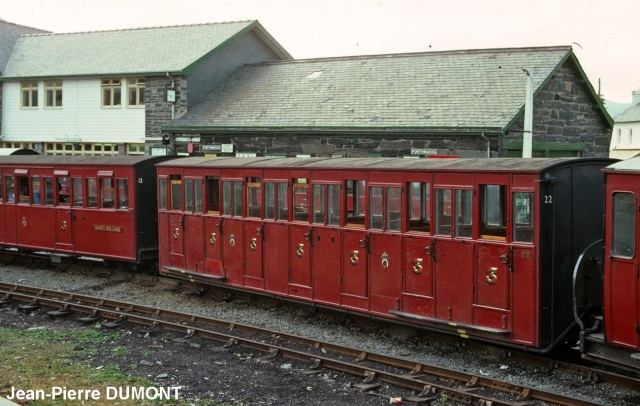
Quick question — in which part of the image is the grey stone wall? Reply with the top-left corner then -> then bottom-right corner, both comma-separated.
172,133 -> 493,158
145,76 -> 187,139
188,30 -> 283,108
503,62 -> 611,157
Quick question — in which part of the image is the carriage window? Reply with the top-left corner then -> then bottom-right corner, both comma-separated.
18,176 -> 29,203
86,178 -> 97,208
182,179 -> 202,213
265,182 -> 275,219
0,175 -> 3,202
513,192 -> 534,243
222,181 -> 231,215
611,192 -> 635,258
206,176 -> 219,213
73,178 -> 83,207
346,179 -> 366,227
247,177 -> 261,218
170,175 -> 181,211
313,184 -> 325,224
117,179 -> 128,209
57,177 -> 69,205
159,178 -> 167,210
44,177 -> 54,205
185,179 -> 194,212
408,182 -> 430,233
327,184 -> 340,225
435,189 -> 451,235
222,180 -> 243,217
369,186 -> 383,229
277,183 -> 288,221
233,181 -> 242,216
101,178 -> 114,208
194,180 -> 203,213
32,176 -> 41,205
387,187 -> 401,231
6,176 -> 15,203
481,185 -> 506,240
293,179 -> 309,222
455,190 -> 473,238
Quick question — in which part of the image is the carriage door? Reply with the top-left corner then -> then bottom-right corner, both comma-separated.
54,172 -> 74,251
168,174 -> 186,269
221,176 -> 245,286
368,178 -> 403,316
183,173 -> 204,273
341,176 -> 369,310
434,184 -> 474,323
289,173 -> 312,299
403,180 -> 435,317
606,189 -> 640,349
243,175 -> 265,289
0,171 -> 5,244
204,173 -> 224,277
263,174 -> 290,295
475,178 -> 511,331
311,177 -> 342,305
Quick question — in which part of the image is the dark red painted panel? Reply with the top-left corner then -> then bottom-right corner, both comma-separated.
184,214 -> 204,273
370,233 -> 402,315
313,227 -> 341,305
435,240 -> 473,323
204,216 -> 224,277
290,224 -> 312,299
243,219 -> 264,289
222,218 -> 244,286
264,221 -> 289,294
476,243 -> 510,310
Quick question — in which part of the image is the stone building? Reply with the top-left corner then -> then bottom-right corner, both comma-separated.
164,46 -> 612,158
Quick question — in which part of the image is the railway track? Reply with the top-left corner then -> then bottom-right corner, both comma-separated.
0,281 -> 632,406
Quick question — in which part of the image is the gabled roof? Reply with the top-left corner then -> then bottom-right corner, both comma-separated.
2,20 -> 291,79
0,19 -> 48,75
613,103 -> 640,123
167,45 -> 611,134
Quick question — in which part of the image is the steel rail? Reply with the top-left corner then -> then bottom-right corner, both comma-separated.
2,253 -> 638,390
0,283 -> 605,406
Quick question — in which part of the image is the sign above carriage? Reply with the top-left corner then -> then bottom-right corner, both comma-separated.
411,148 -> 438,155
201,144 -> 234,153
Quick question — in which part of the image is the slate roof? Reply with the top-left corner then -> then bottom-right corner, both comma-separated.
0,19 -> 48,75
2,20 -> 291,79
167,46 -> 608,134
614,103 -> 640,123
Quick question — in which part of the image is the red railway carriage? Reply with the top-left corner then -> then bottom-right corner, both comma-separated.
0,156 -> 170,264
579,157 -> 640,369
157,157 -> 612,350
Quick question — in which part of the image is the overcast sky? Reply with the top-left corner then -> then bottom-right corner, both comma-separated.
2,0 -> 638,103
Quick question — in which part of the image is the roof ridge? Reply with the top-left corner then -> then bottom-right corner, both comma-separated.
247,45 -> 574,67
0,18 -> 49,33
20,19 -> 255,37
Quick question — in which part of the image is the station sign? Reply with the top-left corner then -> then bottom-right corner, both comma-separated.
201,144 -> 234,153
411,148 -> 438,155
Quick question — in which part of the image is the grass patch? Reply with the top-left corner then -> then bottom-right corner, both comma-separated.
0,326 -> 211,405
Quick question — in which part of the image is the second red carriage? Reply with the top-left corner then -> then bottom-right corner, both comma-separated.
157,157 -> 612,351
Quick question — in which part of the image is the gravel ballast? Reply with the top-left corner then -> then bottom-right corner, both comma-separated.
1,262 -> 639,405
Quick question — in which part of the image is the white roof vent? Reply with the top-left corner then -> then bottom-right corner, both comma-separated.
306,71 -> 324,79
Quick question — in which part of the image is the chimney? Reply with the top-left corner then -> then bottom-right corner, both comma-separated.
633,90 -> 640,105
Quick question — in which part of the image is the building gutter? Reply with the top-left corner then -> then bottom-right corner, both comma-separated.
160,126 -> 505,137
